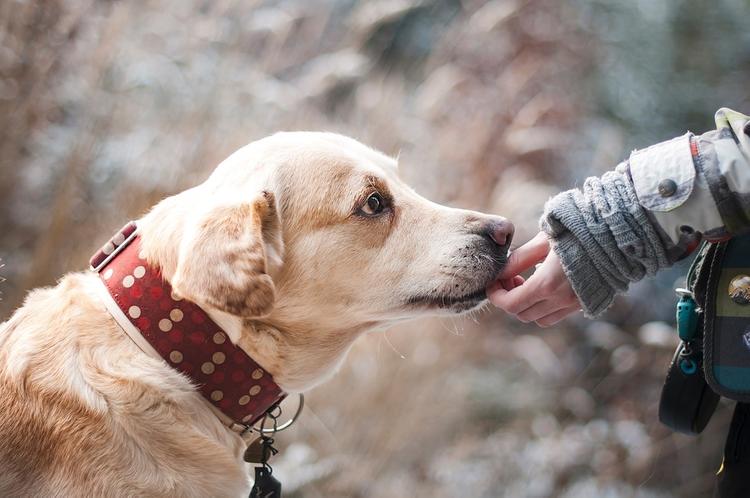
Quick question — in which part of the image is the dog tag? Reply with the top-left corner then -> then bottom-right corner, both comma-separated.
250,466 -> 281,498
243,438 -> 267,464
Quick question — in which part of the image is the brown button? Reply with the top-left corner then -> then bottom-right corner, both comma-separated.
658,179 -> 678,198
729,275 -> 750,305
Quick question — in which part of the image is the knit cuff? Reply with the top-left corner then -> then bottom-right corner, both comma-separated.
549,230 -> 617,317
540,165 -> 672,318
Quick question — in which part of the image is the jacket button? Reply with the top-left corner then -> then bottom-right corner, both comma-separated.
658,179 -> 678,197
729,275 -> 750,305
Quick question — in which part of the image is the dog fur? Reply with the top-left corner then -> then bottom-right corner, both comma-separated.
0,132 -> 511,497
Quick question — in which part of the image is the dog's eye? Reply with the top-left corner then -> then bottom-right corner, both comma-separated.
360,192 -> 385,216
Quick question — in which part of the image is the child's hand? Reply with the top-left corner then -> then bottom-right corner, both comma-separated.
487,232 -> 581,327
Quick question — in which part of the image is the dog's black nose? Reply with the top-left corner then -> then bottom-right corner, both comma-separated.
483,219 -> 514,249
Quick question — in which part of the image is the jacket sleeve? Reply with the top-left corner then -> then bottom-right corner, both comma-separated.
629,108 -> 750,243
540,108 -> 750,317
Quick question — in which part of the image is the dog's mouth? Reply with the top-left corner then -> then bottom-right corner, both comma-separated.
404,245 -> 507,313
405,286 -> 488,313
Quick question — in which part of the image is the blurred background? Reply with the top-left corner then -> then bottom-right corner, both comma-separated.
1,0 -> 749,496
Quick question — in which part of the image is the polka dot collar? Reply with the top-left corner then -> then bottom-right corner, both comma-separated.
91,222 -> 285,430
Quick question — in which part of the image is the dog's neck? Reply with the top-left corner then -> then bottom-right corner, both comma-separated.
206,311 -> 365,393
137,196 -> 372,393
137,201 -> 368,394
93,226 -> 290,428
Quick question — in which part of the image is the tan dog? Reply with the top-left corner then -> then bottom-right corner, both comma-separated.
0,132 -> 513,497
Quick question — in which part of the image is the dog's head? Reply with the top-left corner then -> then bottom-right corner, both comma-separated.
140,132 -> 512,389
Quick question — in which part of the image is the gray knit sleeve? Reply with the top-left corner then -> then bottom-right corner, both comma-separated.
540,162 -> 673,317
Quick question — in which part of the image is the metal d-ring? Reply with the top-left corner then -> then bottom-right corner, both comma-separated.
255,394 -> 305,434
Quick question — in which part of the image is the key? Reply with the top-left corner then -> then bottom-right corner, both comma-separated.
250,466 -> 281,498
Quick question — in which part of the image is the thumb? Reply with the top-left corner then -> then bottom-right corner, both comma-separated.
499,231 -> 550,278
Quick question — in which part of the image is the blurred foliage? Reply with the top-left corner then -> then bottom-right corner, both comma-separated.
575,0 -> 750,149
1,0 -> 749,497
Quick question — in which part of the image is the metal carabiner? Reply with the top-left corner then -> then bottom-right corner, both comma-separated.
255,393 -> 305,434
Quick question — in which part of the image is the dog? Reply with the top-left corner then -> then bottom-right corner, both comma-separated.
0,132 -> 513,497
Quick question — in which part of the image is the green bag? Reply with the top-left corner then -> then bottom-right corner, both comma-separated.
658,234 -> 750,434
703,234 -> 750,401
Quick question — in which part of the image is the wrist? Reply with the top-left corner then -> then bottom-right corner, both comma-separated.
548,231 -> 616,317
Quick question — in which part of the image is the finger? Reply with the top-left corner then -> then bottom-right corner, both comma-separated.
535,306 -> 580,327
487,275 -> 525,295
487,278 -> 504,294
488,281 -> 542,315
516,300 -> 565,323
499,232 -> 550,278
498,275 -> 525,291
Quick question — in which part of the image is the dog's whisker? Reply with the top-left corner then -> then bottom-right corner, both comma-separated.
453,316 -> 466,336
383,330 -> 406,360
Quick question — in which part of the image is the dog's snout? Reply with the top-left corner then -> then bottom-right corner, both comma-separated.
483,219 -> 514,249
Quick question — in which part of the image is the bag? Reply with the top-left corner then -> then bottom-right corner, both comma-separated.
659,233 -> 750,434
703,234 -> 750,402
658,239 -> 720,434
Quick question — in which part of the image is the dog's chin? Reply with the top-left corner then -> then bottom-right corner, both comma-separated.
447,293 -> 488,314
406,287 -> 488,314
405,256 -> 506,314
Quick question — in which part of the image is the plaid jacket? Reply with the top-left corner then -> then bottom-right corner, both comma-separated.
629,108 -> 750,251
541,108 -> 750,316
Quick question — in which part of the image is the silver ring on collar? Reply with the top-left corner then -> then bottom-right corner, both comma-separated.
255,393 -> 305,434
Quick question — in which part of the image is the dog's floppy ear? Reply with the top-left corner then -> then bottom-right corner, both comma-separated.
171,191 -> 282,318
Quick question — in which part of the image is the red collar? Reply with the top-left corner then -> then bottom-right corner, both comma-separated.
90,222 -> 285,429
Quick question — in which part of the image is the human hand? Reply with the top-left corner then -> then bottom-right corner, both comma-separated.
487,232 -> 581,327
